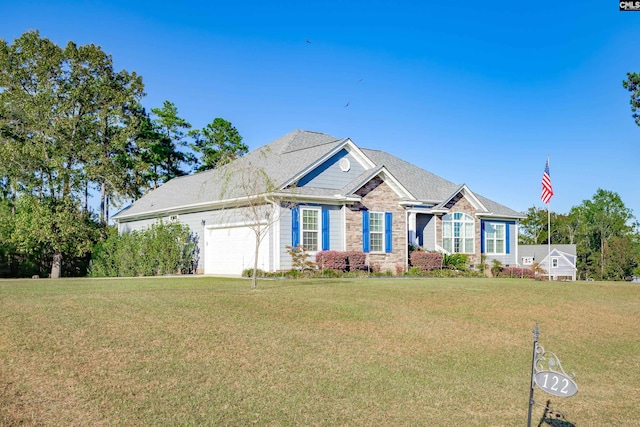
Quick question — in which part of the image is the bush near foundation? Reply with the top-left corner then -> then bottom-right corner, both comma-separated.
346,251 -> 367,271
497,266 -> 535,279
315,251 -> 348,270
409,251 -> 443,271
315,251 -> 368,272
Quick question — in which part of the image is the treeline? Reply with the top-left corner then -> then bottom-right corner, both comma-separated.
519,189 -> 640,281
0,31 -> 246,277
519,72 -> 640,281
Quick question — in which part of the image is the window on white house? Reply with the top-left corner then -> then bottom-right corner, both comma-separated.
442,212 -> 474,254
369,212 -> 384,252
552,257 -> 559,268
485,222 -> 505,254
301,208 -> 319,251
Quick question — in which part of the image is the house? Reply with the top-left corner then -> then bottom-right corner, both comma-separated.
519,244 -> 577,281
112,130 -> 525,275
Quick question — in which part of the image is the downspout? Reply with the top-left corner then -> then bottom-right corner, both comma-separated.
515,222 -> 519,267
343,205 -> 347,251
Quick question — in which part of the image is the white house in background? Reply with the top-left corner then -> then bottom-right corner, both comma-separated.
519,244 -> 577,281
112,130 -> 525,276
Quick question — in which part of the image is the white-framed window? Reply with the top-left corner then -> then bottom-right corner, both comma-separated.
522,257 -> 534,265
442,212 -> 474,254
301,208 -> 320,252
552,257 -> 559,268
369,212 -> 384,252
485,222 -> 506,254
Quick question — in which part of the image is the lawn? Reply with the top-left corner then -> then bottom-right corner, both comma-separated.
1,276 -> 639,426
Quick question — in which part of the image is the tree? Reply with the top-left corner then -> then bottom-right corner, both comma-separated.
220,148 -> 294,289
602,236 -> 637,281
150,101 -> 194,182
129,105 -> 166,192
0,31 -> 144,276
190,118 -> 247,172
554,212 -> 580,245
72,42 -> 145,223
622,72 -> 640,127
519,190 -> 640,280
518,206 -> 568,245
9,195 -> 99,278
572,189 -> 636,280
0,31 -> 66,200
519,207 -> 547,244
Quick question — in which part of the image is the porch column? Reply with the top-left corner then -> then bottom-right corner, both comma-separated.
408,212 -> 418,247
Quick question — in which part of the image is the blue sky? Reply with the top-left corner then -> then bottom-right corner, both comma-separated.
2,1 -> 639,218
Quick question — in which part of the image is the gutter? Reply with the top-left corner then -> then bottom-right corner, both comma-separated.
113,191 -> 362,223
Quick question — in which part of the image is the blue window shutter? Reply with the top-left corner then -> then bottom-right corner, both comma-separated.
362,211 -> 370,253
292,207 -> 300,247
385,212 -> 392,253
480,221 -> 485,253
322,208 -> 330,250
505,222 -> 510,254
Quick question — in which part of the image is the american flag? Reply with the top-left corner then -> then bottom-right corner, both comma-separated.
541,159 -> 553,204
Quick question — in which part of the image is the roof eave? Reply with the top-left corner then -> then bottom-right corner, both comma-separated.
476,212 -> 526,220
271,191 -> 361,204
113,193 -> 271,222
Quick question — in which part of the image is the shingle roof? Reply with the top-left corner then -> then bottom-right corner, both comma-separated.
114,130 -> 344,218
360,149 -> 459,202
519,245 -> 577,261
113,129 -> 523,220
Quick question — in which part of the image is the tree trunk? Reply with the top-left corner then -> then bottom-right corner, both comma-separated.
100,182 -> 106,224
50,251 -> 62,279
84,182 -> 89,212
252,229 -> 262,290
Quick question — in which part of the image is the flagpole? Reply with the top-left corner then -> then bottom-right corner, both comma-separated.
547,200 -> 551,281
541,156 -> 554,281
547,156 -> 551,282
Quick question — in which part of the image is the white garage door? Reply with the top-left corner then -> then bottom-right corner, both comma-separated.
204,225 -> 270,275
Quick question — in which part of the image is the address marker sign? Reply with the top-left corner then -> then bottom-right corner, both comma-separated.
527,324 -> 578,427
534,370 -> 578,397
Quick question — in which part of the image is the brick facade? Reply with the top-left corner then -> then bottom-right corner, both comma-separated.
435,193 -> 481,265
345,177 -> 406,273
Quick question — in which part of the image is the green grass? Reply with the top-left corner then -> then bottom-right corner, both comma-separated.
1,277 -> 639,426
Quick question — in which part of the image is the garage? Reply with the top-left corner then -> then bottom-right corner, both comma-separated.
204,225 -> 270,275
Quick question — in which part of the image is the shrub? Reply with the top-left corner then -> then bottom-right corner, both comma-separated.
395,263 -> 405,275
410,251 -> 443,271
406,267 -> 423,276
312,251 -> 369,272
497,266 -> 535,279
287,245 -> 316,270
90,222 -> 198,277
490,259 -> 503,276
242,268 -> 266,278
443,253 -> 469,270
315,251 -> 348,271
320,268 -> 342,278
346,251 -> 367,271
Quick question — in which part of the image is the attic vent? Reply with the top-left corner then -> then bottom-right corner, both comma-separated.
339,158 -> 351,172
